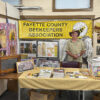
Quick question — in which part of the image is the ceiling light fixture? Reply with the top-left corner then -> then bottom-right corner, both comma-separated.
16,6 -> 41,10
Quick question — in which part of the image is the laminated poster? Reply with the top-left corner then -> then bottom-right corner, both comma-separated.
7,24 -> 17,55
0,23 -> 7,56
37,41 -> 58,58
0,23 -> 17,56
19,41 -> 37,57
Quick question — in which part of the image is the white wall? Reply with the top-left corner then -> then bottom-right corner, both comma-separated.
0,0 -> 6,15
0,80 -> 7,96
21,0 -> 100,18
6,3 -> 20,19
0,0 -> 20,22
0,18 -> 6,23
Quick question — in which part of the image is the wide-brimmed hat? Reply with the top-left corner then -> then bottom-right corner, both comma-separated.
69,29 -> 80,37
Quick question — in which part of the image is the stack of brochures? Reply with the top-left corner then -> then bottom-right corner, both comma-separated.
38,69 -> 52,78
53,69 -> 65,78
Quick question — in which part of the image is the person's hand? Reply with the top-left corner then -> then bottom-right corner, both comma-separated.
73,54 -> 79,59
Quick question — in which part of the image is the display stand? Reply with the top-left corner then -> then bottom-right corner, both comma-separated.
93,32 -> 100,57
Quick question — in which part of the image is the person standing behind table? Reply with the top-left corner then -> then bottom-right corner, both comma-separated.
66,29 -> 86,67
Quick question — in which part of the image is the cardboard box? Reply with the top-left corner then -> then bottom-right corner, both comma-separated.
30,90 -> 56,100
7,80 -> 18,92
93,93 -> 100,100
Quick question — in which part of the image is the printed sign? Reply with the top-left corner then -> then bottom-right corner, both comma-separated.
19,20 -> 92,39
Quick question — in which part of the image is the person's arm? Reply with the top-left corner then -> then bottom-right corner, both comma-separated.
66,51 -> 78,59
77,41 -> 86,57
80,50 -> 85,56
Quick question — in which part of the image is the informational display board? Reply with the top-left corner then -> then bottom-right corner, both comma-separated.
19,41 -> 37,57
37,41 -> 59,58
16,59 -> 34,73
93,20 -> 100,57
0,55 -> 21,74
0,24 -> 7,56
19,20 -> 92,39
0,23 -> 17,56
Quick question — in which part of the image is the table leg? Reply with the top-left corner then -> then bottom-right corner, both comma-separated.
18,82 -> 21,100
83,91 -> 85,100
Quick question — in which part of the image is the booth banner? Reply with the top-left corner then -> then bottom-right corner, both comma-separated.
19,20 -> 92,39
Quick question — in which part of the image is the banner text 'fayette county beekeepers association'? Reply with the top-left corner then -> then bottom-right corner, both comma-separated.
19,20 -> 92,39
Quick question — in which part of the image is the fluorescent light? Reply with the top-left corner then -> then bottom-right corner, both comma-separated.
16,6 -> 41,10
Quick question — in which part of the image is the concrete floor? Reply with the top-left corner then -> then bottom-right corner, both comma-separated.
0,90 -> 82,100
0,91 -> 18,100
0,89 -> 97,100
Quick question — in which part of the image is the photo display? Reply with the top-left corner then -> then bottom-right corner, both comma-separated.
37,41 -> 59,58
19,41 -> 37,57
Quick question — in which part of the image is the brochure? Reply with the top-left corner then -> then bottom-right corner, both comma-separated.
38,69 -> 52,78
53,69 -> 65,78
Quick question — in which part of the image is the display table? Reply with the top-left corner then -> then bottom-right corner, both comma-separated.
0,73 -> 21,80
18,67 -> 100,91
